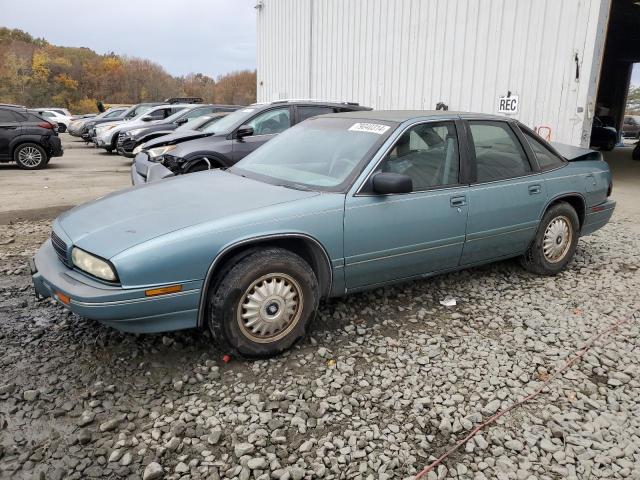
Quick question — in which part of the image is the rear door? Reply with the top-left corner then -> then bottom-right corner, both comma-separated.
230,106 -> 292,162
461,120 -> 547,264
0,109 -> 23,158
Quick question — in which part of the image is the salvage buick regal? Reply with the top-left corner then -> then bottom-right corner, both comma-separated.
31,111 -> 615,357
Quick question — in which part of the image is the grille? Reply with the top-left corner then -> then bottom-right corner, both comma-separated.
51,231 -> 71,267
116,133 -> 125,147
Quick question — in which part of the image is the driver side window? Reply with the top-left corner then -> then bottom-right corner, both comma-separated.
376,122 -> 460,191
248,108 -> 291,136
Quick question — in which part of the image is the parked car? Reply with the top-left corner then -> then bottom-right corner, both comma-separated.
622,115 -> 640,139
68,108 -> 126,137
0,104 -> 63,169
34,107 -> 72,117
131,113 -> 230,157
93,104 -> 193,153
116,104 -> 240,157
589,116 -> 617,151
29,109 -> 72,133
132,99 -> 371,185
81,103 -> 165,143
31,111 -> 614,357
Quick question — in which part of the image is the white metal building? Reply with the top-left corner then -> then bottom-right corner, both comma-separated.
256,0 -> 640,147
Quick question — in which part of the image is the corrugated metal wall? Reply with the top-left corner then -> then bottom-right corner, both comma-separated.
256,0 -> 611,146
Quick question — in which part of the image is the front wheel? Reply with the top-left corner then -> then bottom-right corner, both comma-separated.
14,143 -> 48,169
57,123 -> 67,133
520,202 -> 579,275
208,248 -> 319,358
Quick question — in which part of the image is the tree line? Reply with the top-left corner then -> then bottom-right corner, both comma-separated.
0,27 -> 256,113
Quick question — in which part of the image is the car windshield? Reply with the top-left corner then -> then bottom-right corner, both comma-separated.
200,107 -> 259,134
230,117 -> 393,191
175,115 -> 214,131
162,107 -> 191,123
130,107 -> 161,122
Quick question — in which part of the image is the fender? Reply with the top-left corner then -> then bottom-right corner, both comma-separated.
539,192 -> 586,227
183,152 -> 229,171
196,232 -> 333,328
10,134 -> 50,155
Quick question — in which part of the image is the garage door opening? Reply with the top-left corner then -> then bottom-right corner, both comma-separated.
593,0 -> 640,151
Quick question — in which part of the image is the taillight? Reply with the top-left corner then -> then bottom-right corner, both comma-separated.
607,180 -> 613,197
38,122 -> 54,129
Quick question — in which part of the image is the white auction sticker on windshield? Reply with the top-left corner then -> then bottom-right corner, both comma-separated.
348,123 -> 390,135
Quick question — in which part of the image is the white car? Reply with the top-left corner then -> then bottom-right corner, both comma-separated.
34,107 -> 72,117
93,104 -> 189,152
31,110 -> 73,133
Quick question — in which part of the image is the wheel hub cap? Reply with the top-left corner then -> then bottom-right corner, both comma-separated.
237,273 -> 303,343
543,216 -> 572,263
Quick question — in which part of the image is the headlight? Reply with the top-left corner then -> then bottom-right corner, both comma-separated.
133,145 -> 143,155
71,247 -> 118,282
128,128 -> 145,137
105,125 -> 117,131
148,145 -> 176,158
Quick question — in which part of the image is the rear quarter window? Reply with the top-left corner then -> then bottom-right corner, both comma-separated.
522,130 -> 565,170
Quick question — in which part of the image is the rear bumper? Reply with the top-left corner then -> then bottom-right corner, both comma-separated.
31,240 -> 200,333
45,136 -> 64,158
131,153 -> 174,185
581,199 -> 616,236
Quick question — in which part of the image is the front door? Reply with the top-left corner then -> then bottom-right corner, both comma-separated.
461,120 -> 547,264
0,109 -> 23,157
231,106 -> 292,162
344,121 -> 469,290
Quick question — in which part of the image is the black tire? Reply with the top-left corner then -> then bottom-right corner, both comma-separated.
208,248 -> 319,358
14,143 -> 48,170
633,144 -> 640,161
602,139 -> 615,151
185,161 -> 211,174
105,147 -> 113,153
58,123 -> 67,133
520,202 -> 580,276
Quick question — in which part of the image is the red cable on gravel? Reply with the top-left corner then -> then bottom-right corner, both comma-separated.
414,314 -> 637,479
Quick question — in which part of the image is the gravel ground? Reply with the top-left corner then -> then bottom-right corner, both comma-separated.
0,214 -> 638,480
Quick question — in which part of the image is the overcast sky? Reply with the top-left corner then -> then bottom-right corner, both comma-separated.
1,0 -> 257,78
632,64 -> 640,88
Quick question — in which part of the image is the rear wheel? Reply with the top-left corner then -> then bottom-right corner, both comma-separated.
57,123 -> 67,133
208,248 -> 319,358
602,138 -> 616,151
520,202 -> 579,275
14,143 -> 47,170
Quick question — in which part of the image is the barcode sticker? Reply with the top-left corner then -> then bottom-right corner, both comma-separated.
348,123 -> 391,135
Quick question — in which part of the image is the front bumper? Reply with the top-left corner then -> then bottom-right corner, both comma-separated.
131,153 -> 175,185
31,240 -> 200,333
116,134 -> 137,157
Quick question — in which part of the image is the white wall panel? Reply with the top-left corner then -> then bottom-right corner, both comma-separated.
257,0 -> 611,145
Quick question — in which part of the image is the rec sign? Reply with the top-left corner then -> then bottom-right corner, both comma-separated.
498,94 -> 519,114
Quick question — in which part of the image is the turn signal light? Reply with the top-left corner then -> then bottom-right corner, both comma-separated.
145,285 -> 182,297
56,291 -> 70,305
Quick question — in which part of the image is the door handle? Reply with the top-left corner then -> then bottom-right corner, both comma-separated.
450,195 -> 467,207
528,184 -> 542,195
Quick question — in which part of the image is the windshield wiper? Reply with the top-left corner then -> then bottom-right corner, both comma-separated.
275,182 -> 313,192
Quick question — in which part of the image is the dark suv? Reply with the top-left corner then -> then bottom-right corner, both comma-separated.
131,100 -> 371,185
0,104 -> 63,169
116,104 -> 240,157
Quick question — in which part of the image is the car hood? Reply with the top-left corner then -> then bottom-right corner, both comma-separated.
56,170 -> 318,259
142,130 -> 213,149
170,133 -> 228,157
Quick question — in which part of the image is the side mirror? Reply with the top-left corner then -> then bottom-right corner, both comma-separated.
175,118 -> 188,125
142,116 -> 154,122
372,172 -> 412,195
236,125 -> 254,139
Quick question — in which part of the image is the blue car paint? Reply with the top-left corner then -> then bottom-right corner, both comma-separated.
31,112 -> 616,334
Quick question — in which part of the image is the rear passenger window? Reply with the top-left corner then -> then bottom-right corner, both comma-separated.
469,122 -> 531,182
522,131 -> 564,170
298,106 -> 335,123
376,122 -> 459,190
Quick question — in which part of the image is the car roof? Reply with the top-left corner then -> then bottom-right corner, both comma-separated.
322,110 -> 510,123
250,99 -> 370,110
0,103 -> 27,111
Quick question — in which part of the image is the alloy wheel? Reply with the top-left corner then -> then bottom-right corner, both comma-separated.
18,147 -> 43,167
